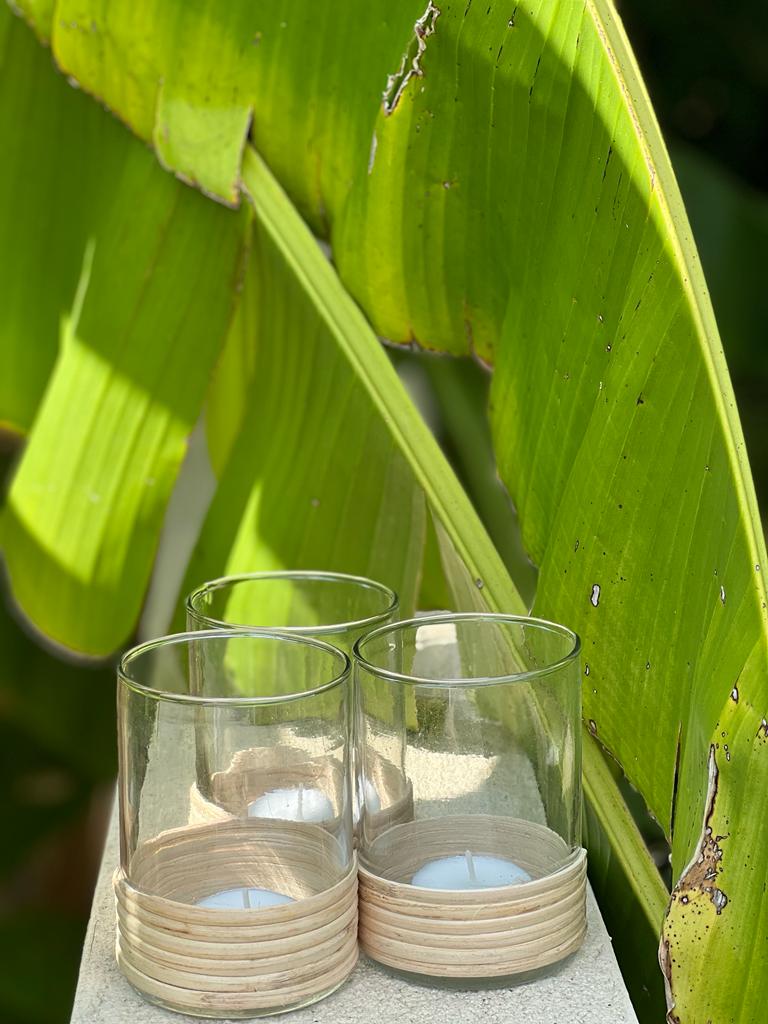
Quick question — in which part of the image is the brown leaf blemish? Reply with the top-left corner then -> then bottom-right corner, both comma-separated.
660,746 -> 729,1021
383,2 -> 441,115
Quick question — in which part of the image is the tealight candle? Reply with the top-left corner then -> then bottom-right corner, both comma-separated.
247,784 -> 334,822
197,887 -> 295,910
411,849 -> 531,889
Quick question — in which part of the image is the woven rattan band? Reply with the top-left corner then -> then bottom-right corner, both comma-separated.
359,815 -> 586,979
115,819 -> 357,1016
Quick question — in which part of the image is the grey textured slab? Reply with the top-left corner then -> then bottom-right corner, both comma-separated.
71,800 -> 638,1024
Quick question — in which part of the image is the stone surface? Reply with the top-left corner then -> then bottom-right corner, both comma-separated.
71,800 -> 639,1024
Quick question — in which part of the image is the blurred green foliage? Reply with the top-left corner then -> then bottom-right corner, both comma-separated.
1,444 -> 116,1024
621,0 -> 768,192
674,147 -> 768,512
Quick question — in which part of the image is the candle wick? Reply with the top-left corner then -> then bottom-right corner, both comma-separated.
243,888 -> 251,909
465,849 -> 476,883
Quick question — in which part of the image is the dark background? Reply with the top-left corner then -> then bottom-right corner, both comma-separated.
1,2 -> 766,1020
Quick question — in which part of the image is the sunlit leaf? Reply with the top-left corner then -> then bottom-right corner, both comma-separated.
0,10 -> 133,432
0,3 -> 249,652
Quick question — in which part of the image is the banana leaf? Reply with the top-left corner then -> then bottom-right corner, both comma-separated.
3,2 -> 767,1020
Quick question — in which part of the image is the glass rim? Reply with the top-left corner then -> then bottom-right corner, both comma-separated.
353,613 -> 581,687
118,629 -> 351,707
185,570 -> 399,635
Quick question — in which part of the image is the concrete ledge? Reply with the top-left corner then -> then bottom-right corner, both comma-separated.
71,800 -> 638,1024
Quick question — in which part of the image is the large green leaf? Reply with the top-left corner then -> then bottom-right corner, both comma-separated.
245,9 -> 764,1020
0,10 -> 132,433
4,1 -> 767,1019
0,3 -> 249,653
183,245 -> 428,617
186,144 -> 667,989
185,147 -> 518,625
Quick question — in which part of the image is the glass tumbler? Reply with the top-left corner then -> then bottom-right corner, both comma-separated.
186,571 -> 398,650
354,613 -> 585,980
116,630 -> 356,1017
186,571 -> 409,829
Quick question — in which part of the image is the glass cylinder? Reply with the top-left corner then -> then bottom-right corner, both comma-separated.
354,613 -> 585,981
186,571 -> 398,652
116,630 -> 356,1018
186,571 -> 409,830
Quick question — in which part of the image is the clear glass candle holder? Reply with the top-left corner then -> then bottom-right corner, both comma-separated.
116,630 -> 357,1018
353,613 -> 586,981
186,571 -> 409,830
186,571 -> 398,653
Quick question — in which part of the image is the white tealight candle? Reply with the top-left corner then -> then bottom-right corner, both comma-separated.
411,849 -> 531,889
247,784 -> 334,822
196,887 -> 294,910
